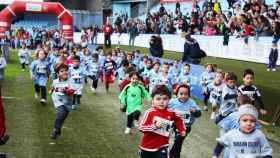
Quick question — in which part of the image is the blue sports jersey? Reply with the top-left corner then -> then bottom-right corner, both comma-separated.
51,78 -> 73,109
86,60 -> 100,77
30,59 -> 50,86
207,82 -> 224,106
219,85 -> 238,116
200,71 -> 216,87
168,98 -> 201,127
68,66 -> 86,95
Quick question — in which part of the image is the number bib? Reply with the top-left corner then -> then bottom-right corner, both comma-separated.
152,116 -> 174,137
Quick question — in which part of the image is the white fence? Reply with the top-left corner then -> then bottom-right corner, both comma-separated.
74,32 -> 280,65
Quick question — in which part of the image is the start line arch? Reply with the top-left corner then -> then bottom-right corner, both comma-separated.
0,1 -> 73,40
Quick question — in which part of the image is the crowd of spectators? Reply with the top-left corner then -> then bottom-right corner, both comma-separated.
113,0 -> 280,37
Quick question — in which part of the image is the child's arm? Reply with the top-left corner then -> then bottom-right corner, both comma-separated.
173,112 -> 186,136
254,89 -> 267,114
259,132 -> 273,158
119,86 -> 128,106
139,110 -> 156,132
141,85 -> 152,101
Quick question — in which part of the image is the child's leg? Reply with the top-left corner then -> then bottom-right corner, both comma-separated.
72,94 -> 77,105
92,77 -> 98,89
139,149 -> 158,158
169,128 -> 189,158
77,95 -> 81,105
40,86 -> 47,100
127,113 -> 134,128
34,84 -> 40,95
21,63 -> 25,69
54,106 -> 69,133
133,110 -> 141,121
203,93 -> 209,110
272,51 -> 278,69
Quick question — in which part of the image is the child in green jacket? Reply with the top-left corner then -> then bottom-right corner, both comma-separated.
119,71 -> 151,134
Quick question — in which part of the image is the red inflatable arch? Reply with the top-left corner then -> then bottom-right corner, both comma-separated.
0,1 -> 73,40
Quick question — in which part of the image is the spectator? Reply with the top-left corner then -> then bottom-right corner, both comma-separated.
128,22 -> 138,46
149,35 -> 164,58
182,33 -> 206,64
103,20 -> 113,48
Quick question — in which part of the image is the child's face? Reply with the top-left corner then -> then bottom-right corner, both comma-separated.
226,79 -> 236,88
215,73 -> 223,84
243,74 -> 254,85
206,65 -> 213,72
127,55 -> 132,61
130,74 -> 139,84
147,61 -> 152,68
38,51 -> 46,60
183,66 -> 190,74
58,68 -> 68,80
154,64 -> 160,71
73,60 -> 80,67
92,57 -> 97,62
162,65 -> 169,73
107,55 -> 112,60
239,114 -> 256,134
152,94 -> 170,109
177,87 -> 189,102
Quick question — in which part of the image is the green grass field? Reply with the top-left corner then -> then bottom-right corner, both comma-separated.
0,49 -> 279,158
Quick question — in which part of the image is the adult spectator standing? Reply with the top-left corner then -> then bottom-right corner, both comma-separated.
103,20 -> 113,48
128,22 -> 138,46
1,36 -> 10,62
182,33 -> 206,64
149,35 -> 164,58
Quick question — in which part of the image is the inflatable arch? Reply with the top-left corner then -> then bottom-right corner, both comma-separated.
0,1 -> 73,40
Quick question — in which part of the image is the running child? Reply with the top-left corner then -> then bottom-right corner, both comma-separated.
119,71 -> 151,134
168,84 -> 201,158
103,52 -> 117,92
86,53 -> 100,93
49,63 -> 75,139
68,56 -> 86,109
148,61 -> 161,93
158,62 -> 173,91
212,105 -> 273,158
139,85 -> 186,158
30,49 -> 50,104
200,63 -> 216,111
216,72 -> 238,124
207,71 -> 225,120
238,69 -> 267,115
18,43 -> 30,71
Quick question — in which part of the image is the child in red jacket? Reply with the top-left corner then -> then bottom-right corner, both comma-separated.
139,85 -> 186,158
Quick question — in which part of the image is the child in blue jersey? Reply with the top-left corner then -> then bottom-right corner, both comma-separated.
132,50 -> 141,70
116,59 -> 130,86
201,63 -> 216,111
159,63 -> 173,91
213,105 -> 273,158
18,43 -> 30,71
98,50 -> 106,82
103,52 -> 117,92
116,51 -> 125,68
216,72 -> 238,124
139,58 -> 152,89
49,47 -> 60,79
168,84 -> 201,158
80,46 -> 92,68
148,61 -> 161,93
49,63 -> 75,139
30,49 -> 50,104
68,56 -> 86,109
207,71 -> 225,120
87,53 -> 100,93
178,64 -> 192,86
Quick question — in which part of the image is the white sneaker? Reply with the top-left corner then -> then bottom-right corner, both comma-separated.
272,68 -> 276,71
124,128 -> 131,134
267,68 -> 271,71
34,93 -> 39,99
91,88 -> 96,93
210,112 -> 216,120
40,99 -> 46,104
